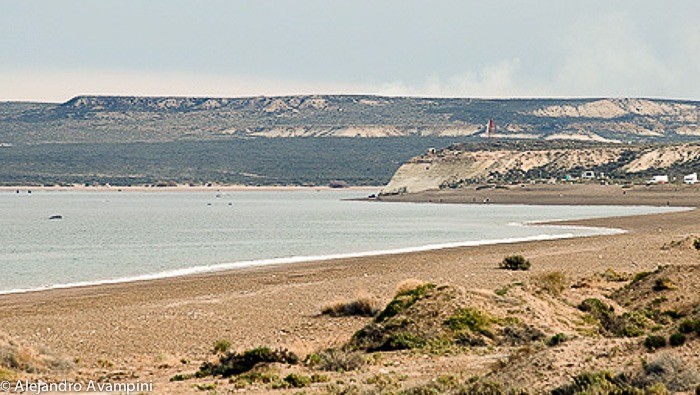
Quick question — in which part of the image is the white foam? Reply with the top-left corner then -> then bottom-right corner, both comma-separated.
0,226 -> 623,296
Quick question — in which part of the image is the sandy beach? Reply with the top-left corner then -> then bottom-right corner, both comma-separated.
1,184 -> 698,392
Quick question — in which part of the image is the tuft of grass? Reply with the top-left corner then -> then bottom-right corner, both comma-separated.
652,277 -> 676,291
395,279 -> 429,295
374,332 -> 426,351
283,373 -> 311,388
644,335 -> 667,351
600,268 -> 630,282
499,255 -> 531,271
231,371 -> 281,388
306,348 -> 364,372
198,347 -> 299,378
375,283 -> 436,322
531,271 -> 570,297
444,308 -> 492,336
321,296 -> 380,317
212,339 -> 230,354
631,271 -> 654,285
547,333 -> 568,347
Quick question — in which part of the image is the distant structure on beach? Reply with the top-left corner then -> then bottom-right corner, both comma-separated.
647,175 -> 669,184
684,173 -> 698,184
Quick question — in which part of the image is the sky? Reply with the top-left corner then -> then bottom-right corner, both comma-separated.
1,0 -> 699,102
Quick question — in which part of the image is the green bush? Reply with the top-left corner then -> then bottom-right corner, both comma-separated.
198,347 -> 299,378
678,320 -> 695,334
212,339 -> 231,354
669,333 -> 686,347
547,333 -> 568,347
644,335 -> 667,351
377,332 -> 426,351
694,238 -> 700,250
500,255 -> 531,271
444,308 -> 492,335
284,373 -> 311,388
652,277 -> 676,291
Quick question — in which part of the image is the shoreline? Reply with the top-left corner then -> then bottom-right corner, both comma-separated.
0,198 -> 691,299
0,222 -> 630,297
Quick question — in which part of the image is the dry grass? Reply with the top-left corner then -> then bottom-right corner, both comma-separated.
395,279 -> 428,295
530,271 -> 570,297
0,333 -> 72,375
321,293 -> 380,317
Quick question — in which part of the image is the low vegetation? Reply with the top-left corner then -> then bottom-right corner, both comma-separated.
197,347 -> 299,378
531,271 -> 570,296
374,282 -> 436,322
321,295 -> 380,317
500,255 -> 531,271
305,348 -> 365,372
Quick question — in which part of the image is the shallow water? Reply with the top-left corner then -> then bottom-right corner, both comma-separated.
0,189 -> 683,293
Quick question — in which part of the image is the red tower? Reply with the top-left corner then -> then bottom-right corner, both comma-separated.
486,118 -> 495,138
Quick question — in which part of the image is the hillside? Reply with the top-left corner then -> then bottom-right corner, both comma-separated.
382,143 -> 700,193
1,96 -> 699,144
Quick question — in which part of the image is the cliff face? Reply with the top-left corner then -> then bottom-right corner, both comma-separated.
382,144 -> 700,194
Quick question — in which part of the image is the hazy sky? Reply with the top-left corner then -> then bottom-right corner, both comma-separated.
1,0 -> 699,102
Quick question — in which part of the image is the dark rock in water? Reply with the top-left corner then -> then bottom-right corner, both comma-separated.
49,214 -> 63,220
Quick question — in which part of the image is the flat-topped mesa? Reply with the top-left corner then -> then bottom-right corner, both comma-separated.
3,95 -> 699,143
382,144 -> 700,194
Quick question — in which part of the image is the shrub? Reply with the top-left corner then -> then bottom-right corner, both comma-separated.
611,311 -> 650,338
601,268 -> 630,282
321,296 -> 380,317
551,371 -> 621,395
668,333 -> 685,347
284,373 -> 311,388
306,348 -> 364,372
547,333 -> 568,347
198,347 -> 299,378
644,335 -> 667,351
375,283 -> 435,322
531,271 -> 570,296
636,353 -> 700,392
445,308 -> 492,335
678,320 -> 695,334
631,271 -> 653,284
212,339 -> 230,354
377,332 -> 426,351
652,277 -> 676,291
500,255 -> 531,271
694,238 -> 700,250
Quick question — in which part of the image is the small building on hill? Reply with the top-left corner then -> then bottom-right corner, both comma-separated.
684,173 -> 697,185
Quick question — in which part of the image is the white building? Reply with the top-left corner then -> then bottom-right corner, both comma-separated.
647,175 -> 669,184
684,173 -> 697,185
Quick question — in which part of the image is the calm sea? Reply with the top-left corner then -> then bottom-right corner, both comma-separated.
0,189 -> 682,294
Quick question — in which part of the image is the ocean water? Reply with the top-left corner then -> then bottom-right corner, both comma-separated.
0,189 -> 683,294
